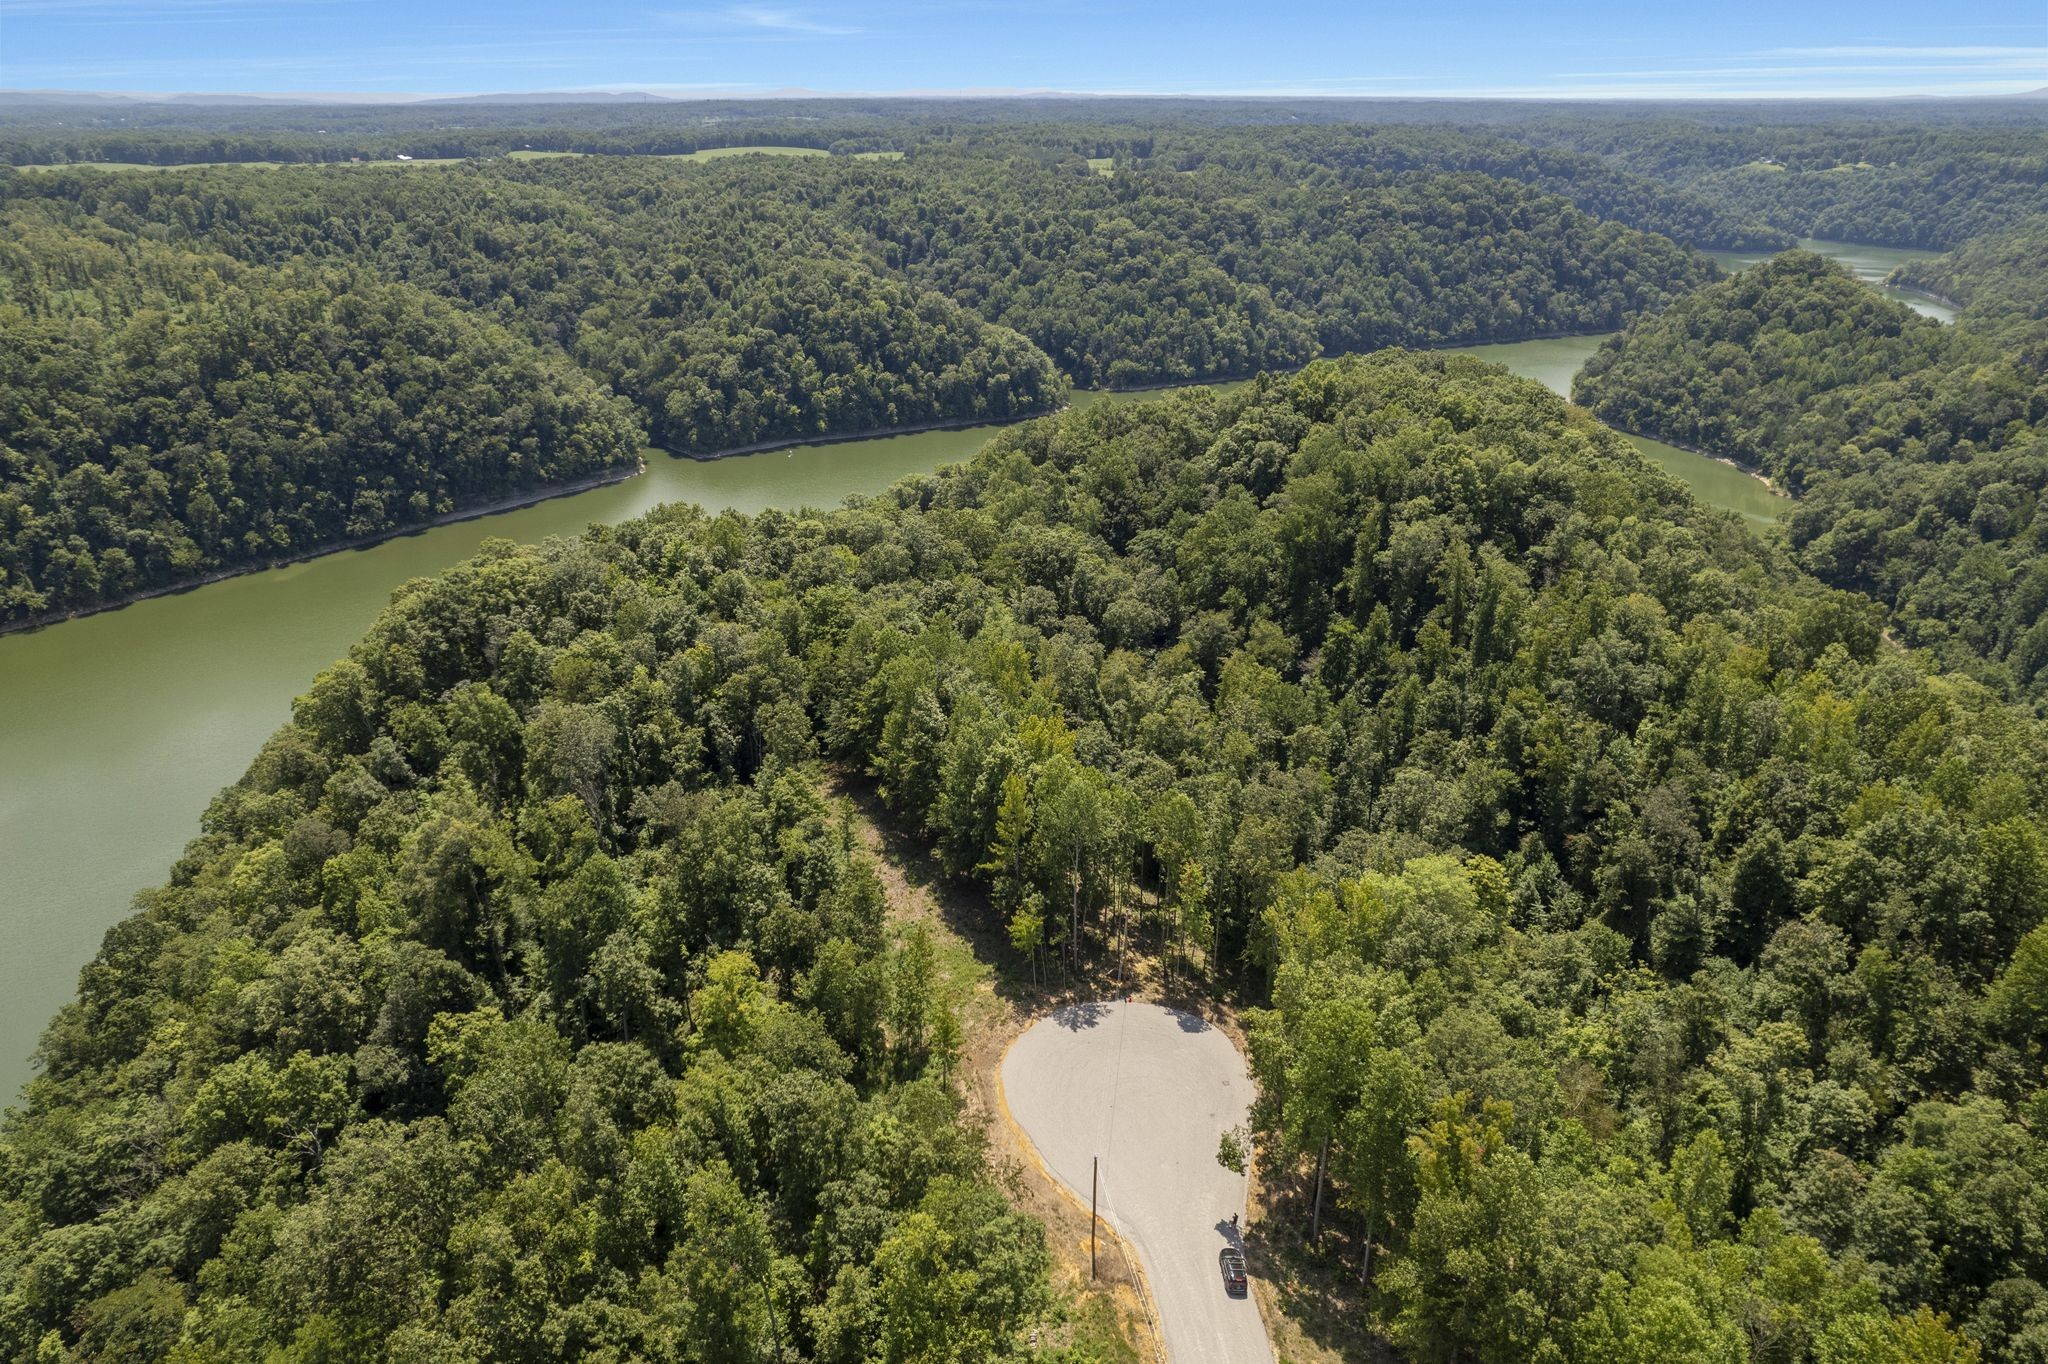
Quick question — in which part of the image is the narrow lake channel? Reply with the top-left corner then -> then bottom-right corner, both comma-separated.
0,239 -> 1896,1094
1708,236 -> 1957,322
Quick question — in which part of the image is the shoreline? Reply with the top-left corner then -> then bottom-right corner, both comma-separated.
656,404 -> 1064,461
0,405 -> 1066,641
1886,281 -> 1966,314
0,335 -> 1639,642
1077,328 -> 1619,395
0,459 -> 644,640
1606,425 -> 1790,498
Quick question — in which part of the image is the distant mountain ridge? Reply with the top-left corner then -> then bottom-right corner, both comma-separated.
0,89 -> 690,106
417,91 -> 685,104
5,86 -> 2048,107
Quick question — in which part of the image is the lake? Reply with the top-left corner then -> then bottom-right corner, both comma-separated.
1708,237 -> 1958,323
0,319 -> 1821,1098
1450,338 -> 1788,526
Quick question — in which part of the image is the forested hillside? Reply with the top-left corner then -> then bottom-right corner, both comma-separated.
1172,125 -> 1793,250
8,353 -> 2044,1362
0,549 -> 1052,1359
749,151 -> 1712,385
2,165 -> 1071,455
1507,120 -> 2048,249
0,202 -> 645,625
1893,216 -> 2048,348
12,152 -> 1717,390
0,146 -> 1715,621
1571,252 -> 1987,493
1574,250 -> 2048,696
786,153 -> 1715,385
1693,150 -> 2048,250
10,100 -> 2045,252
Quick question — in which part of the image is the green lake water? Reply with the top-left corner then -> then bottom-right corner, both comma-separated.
0,334 -> 1797,1099
1708,237 -> 1958,323
1449,337 -> 1789,526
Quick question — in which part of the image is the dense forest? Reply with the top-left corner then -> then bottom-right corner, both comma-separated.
8,98 -> 2045,250
1688,149 -> 2048,251
1893,217 -> 2048,348
1143,125 -> 1794,250
9,97 -> 2048,1364
7,149 -> 1718,388
2,164 -> 1070,453
769,151 -> 1715,385
1508,119 -> 2048,249
0,141 -> 1713,620
1574,246 -> 2048,697
0,201 -> 645,624
7,353 -> 2046,1362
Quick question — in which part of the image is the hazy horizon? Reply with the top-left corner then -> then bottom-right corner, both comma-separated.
5,86 -> 2048,105
1,0 -> 2043,102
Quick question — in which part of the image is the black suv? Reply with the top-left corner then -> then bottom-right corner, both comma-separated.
1218,1246 -> 1248,1296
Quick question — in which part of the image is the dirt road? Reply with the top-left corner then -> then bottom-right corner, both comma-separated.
1001,1000 -> 1274,1364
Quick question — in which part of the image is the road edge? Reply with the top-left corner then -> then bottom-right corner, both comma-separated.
995,1024 -> 1168,1361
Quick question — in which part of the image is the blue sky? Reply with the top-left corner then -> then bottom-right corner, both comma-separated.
2,0 -> 2044,98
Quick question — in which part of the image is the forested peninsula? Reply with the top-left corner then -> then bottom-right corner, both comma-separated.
1576,237 -> 2048,698
0,204 -> 646,624
8,353 -> 2045,1362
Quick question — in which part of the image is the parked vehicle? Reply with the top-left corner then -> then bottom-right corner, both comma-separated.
1219,1246 -> 1248,1296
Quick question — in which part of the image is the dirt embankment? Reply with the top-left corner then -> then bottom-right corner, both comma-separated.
829,775 -> 1163,1363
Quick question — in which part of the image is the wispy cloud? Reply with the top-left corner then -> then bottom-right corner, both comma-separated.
1764,45 -> 2048,59
1531,39 -> 2046,99
729,5 -> 857,35
655,5 -> 860,36
14,30 -> 703,87
1558,62 -> 2046,80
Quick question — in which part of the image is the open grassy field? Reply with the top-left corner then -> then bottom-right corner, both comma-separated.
660,144 -> 829,160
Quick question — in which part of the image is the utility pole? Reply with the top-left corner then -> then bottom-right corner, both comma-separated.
1091,1155 -> 1099,1280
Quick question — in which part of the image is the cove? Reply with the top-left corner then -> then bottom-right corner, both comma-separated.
1708,237 -> 1958,323
1451,338 -> 1789,527
0,337 -> 1775,1099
